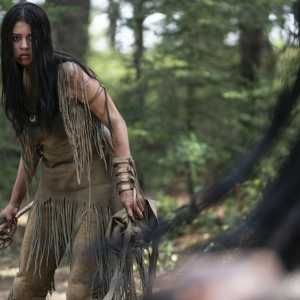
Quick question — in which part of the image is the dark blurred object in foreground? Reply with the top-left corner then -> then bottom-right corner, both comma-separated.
158,62 -> 300,270
147,251 -> 300,300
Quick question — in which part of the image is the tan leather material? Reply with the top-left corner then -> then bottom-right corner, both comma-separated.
113,156 -> 145,216
11,61 -> 153,299
115,166 -> 134,175
12,205 -> 62,300
112,157 -> 130,164
105,199 -> 158,253
117,183 -> 134,193
104,199 -> 159,299
11,205 -> 115,300
116,174 -> 133,183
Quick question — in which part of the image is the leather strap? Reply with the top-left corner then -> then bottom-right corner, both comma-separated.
113,156 -> 137,175
103,220 -> 132,300
115,166 -> 134,175
147,230 -> 159,297
112,157 -> 131,164
113,156 -> 145,213
104,217 -> 158,299
117,174 -> 134,183
88,84 -> 104,105
118,183 -> 134,193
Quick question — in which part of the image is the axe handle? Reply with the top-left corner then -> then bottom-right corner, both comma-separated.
16,201 -> 34,218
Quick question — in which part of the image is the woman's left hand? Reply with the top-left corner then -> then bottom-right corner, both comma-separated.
120,189 -> 143,223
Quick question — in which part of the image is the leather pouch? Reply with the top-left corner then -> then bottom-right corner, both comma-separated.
104,199 -> 159,300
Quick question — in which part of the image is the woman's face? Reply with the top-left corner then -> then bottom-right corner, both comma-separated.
12,21 -> 33,67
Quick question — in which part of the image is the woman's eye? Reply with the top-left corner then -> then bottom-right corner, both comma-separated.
12,36 -> 20,41
28,36 -> 32,41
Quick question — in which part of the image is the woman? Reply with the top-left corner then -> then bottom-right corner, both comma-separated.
0,3 -> 146,300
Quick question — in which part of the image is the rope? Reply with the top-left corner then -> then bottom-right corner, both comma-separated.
0,201 -> 34,251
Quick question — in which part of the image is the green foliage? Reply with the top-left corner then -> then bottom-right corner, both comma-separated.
158,133 -> 214,192
85,1 -> 298,209
0,0 -> 13,13
156,193 -> 179,218
42,3 -> 78,24
86,0 -> 300,266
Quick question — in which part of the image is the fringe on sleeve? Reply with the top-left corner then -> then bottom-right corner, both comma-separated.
57,61 -> 114,205
19,132 -> 40,199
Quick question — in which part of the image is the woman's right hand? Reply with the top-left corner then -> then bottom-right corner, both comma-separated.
0,203 -> 19,233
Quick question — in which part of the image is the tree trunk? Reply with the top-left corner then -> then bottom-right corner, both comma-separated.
240,27 -> 263,86
132,0 -> 145,107
125,0 -> 146,188
107,0 -> 120,49
293,0 -> 300,40
46,0 -> 90,62
186,1 -> 196,202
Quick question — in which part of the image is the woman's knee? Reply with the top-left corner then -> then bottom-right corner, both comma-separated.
12,269 -> 55,300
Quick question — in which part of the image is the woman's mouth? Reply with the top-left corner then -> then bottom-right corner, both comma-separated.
19,54 -> 30,60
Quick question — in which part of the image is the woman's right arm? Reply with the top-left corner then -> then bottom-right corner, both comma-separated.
0,157 -> 27,232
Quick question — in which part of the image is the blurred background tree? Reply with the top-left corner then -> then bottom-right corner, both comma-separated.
0,0 -> 299,262
46,0 -> 90,61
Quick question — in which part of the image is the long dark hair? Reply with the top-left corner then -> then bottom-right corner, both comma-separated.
1,3 -> 97,136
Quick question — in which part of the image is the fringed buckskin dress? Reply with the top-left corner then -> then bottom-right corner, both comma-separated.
8,59 -> 144,300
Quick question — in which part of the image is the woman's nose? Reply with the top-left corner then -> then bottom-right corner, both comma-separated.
20,38 -> 29,50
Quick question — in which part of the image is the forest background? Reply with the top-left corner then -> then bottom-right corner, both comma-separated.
0,0 -> 300,279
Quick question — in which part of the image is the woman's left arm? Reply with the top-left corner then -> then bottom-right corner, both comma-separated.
68,67 -> 143,222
